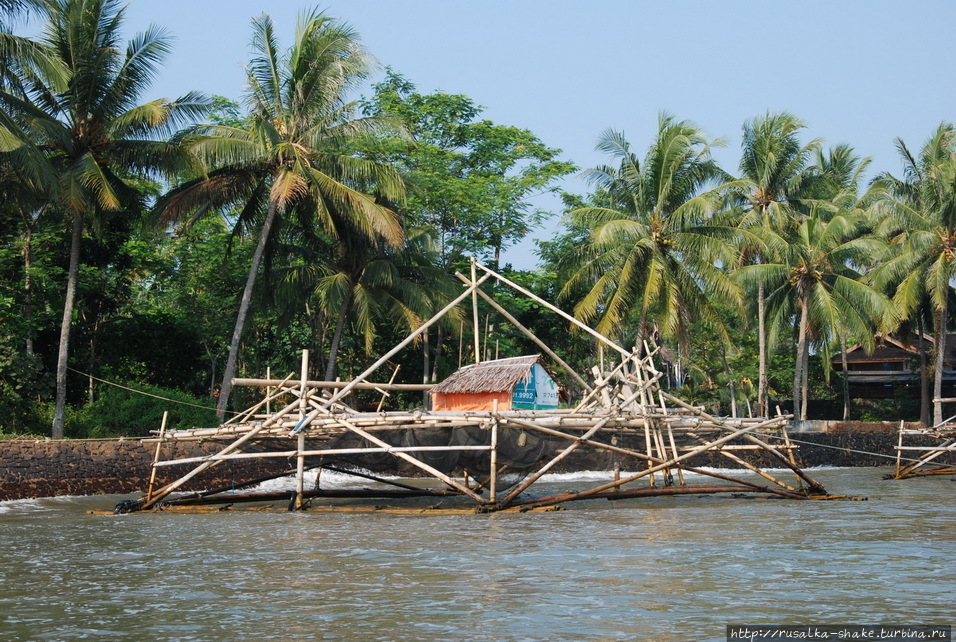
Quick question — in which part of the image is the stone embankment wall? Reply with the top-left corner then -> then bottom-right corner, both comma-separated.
0,438 -> 292,501
1,423 -> 951,501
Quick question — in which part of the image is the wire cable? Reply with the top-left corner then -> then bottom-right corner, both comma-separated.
67,367 -> 238,416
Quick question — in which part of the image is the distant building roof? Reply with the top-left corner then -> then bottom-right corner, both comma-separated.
834,333 -> 956,365
431,355 -> 553,394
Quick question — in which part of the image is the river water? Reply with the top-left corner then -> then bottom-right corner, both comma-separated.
0,467 -> 953,641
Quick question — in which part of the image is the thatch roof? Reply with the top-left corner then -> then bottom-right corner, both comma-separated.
431,355 -> 553,394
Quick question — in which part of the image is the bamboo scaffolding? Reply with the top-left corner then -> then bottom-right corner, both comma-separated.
885,420 -> 956,479
111,257 -> 858,515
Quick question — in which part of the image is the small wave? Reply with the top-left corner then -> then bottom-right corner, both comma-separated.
0,497 -> 46,513
250,468 -> 398,492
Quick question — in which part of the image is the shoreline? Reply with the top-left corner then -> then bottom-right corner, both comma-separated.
1,428 -> 951,502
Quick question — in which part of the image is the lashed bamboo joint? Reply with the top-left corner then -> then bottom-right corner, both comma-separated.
114,259 -> 853,515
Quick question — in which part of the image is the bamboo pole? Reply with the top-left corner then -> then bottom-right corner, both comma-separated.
294,432 -> 306,509
498,415 -> 815,499
499,372 -> 663,506
895,420 -> 904,478
716,449 -> 798,491
145,411 -> 168,504
152,444 -> 494,467
377,364 -> 400,412
895,437 -> 956,477
657,390 -> 826,493
456,273 -> 592,393
299,350 -> 309,420
509,484 -> 811,508
666,422 -> 685,486
309,403 -> 487,502
223,372 -> 297,426
513,414 -> 795,503
320,271 -> 492,411
490,399 -> 499,502
474,261 -> 630,358
471,258 -> 481,365
141,395 -> 305,509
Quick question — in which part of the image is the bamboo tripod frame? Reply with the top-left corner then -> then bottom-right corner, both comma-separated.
120,259 -> 852,515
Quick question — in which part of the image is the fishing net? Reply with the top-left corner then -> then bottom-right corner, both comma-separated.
296,425 -> 567,492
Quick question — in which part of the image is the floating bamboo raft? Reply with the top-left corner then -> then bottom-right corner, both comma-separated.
110,260 -> 855,515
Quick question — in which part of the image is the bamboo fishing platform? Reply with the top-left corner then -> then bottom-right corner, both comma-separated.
108,260 -> 856,515
884,421 -> 956,480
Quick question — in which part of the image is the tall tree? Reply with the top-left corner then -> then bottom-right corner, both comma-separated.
276,225 -> 460,382
872,123 -> 956,426
736,210 -> 893,420
736,112 -> 820,416
0,0 -> 206,437
360,70 -> 574,270
561,113 -> 743,356
158,9 -> 406,416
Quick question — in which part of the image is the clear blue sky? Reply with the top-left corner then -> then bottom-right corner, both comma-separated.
116,0 -> 955,269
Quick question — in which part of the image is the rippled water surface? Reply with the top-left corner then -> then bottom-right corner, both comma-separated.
1,468 -> 953,641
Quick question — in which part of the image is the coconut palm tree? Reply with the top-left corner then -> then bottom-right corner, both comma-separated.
0,0 -> 69,104
561,113 -> 743,357
736,111 -> 821,416
807,144 -> 892,420
871,123 -> 956,426
158,8 -> 406,415
0,0 -> 207,438
737,210 -> 893,420
276,225 -> 461,383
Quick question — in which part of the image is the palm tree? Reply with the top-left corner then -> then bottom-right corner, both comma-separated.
158,8 -> 405,416
0,0 -> 206,438
0,0 -> 69,105
872,123 -> 956,426
807,144 -> 889,420
736,112 -> 821,416
561,113 -> 743,357
277,225 -> 460,383
737,210 -> 893,420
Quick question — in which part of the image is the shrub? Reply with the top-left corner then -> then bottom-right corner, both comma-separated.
66,383 -> 220,438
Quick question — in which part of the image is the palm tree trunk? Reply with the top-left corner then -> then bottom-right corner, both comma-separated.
933,302 -> 948,426
918,314 -> 929,427
217,202 -> 279,418
720,345 -> 737,418
801,337 -> 810,420
21,211 -> 34,356
422,328 -> 431,407
840,330 -> 850,421
324,288 -> 352,382
757,281 -> 768,417
432,325 -> 444,383
793,296 -> 809,421
634,306 -> 649,358
52,210 -> 84,439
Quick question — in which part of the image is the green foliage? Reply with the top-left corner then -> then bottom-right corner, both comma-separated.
2,3 -> 953,429
360,69 -> 575,267
66,383 -> 218,439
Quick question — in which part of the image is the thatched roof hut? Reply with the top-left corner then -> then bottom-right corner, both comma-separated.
430,355 -> 561,411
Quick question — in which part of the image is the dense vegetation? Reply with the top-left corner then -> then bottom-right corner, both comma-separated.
1,1 -> 952,438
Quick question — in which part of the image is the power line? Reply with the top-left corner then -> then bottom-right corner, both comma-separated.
67,367 -> 237,416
